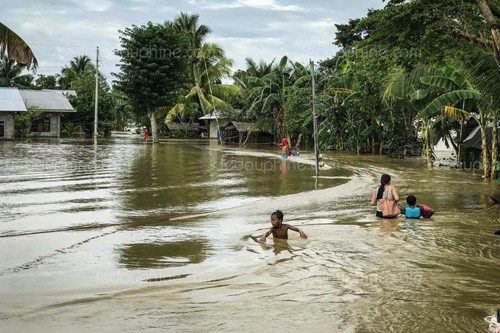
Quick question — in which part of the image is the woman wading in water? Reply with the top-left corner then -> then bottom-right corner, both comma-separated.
371,174 -> 400,218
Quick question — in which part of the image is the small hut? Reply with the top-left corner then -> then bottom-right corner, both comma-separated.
198,111 -> 230,139
223,121 -> 274,145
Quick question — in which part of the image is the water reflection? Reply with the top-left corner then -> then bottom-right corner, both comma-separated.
2,139 -> 500,333
374,218 -> 402,234
117,239 -> 210,269
279,158 -> 287,187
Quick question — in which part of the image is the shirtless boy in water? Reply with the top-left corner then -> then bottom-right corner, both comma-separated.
259,210 -> 307,243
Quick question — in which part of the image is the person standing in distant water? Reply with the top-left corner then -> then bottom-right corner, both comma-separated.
370,174 -> 400,218
280,135 -> 289,155
144,127 -> 149,142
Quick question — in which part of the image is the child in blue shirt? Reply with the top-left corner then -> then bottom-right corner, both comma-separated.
403,195 -> 421,219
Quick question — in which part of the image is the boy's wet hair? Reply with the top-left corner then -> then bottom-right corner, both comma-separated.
407,195 -> 417,206
271,210 -> 284,220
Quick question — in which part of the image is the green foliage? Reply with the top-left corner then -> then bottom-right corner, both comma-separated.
495,161 -> 500,185
61,122 -> 76,135
63,69 -> 115,136
14,107 -> 44,139
0,56 -> 33,88
284,86 -> 312,144
114,21 -> 190,117
35,74 -> 57,89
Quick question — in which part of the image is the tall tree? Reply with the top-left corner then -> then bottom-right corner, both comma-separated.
59,55 -> 94,89
62,60 -> 115,136
173,12 -> 212,115
166,42 -> 238,123
114,21 -> 189,143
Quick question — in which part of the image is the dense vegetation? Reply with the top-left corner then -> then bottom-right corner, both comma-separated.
1,0 -> 499,179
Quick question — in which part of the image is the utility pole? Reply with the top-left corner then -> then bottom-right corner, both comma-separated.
94,46 -> 99,138
310,60 -> 319,185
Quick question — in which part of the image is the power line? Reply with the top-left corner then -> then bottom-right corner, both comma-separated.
30,42 -> 104,48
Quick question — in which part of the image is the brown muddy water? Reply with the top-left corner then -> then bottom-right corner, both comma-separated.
0,135 -> 498,333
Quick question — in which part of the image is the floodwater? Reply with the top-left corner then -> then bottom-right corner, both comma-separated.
0,135 -> 498,333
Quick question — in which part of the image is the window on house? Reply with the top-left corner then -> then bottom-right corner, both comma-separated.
0,121 -> 4,138
33,117 -> 51,132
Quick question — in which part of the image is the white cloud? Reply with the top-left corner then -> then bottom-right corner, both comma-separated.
196,0 -> 303,11
72,0 -> 113,12
2,0 -> 385,81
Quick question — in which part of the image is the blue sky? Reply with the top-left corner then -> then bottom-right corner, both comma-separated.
3,0 -> 385,82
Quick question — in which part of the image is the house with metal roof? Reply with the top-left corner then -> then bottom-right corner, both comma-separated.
0,87 -> 27,139
0,87 -> 76,139
19,89 -> 76,138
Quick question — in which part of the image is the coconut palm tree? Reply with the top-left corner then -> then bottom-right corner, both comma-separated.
0,22 -> 38,69
59,55 -> 94,88
167,15 -> 237,125
0,56 -> 33,87
165,44 -> 239,124
173,12 -> 211,115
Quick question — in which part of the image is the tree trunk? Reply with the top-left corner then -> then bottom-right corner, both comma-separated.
192,65 -> 207,115
423,119 -> 433,168
480,125 -> 490,177
295,133 -> 302,148
490,110 -> 498,179
475,0 -> 500,57
148,110 -> 159,143
479,106 -> 490,177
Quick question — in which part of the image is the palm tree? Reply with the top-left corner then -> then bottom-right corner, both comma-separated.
0,56 -> 33,87
173,12 -> 211,115
59,55 -> 94,88
165,41 -> 239,124
0,22 -> 38,69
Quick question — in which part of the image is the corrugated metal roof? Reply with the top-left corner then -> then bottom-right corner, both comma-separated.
167,122 -> 205,131
231,121 -> 253,133
19,89 -> 75,113
0,87 -> 27,112
225,121 -> 273,133
44,89 -> 77,98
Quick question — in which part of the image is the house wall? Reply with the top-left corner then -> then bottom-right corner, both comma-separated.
33,113 -> 61,138
208,119 -> 230,139
209,121 -> 218,138
0,113 -> 15,140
